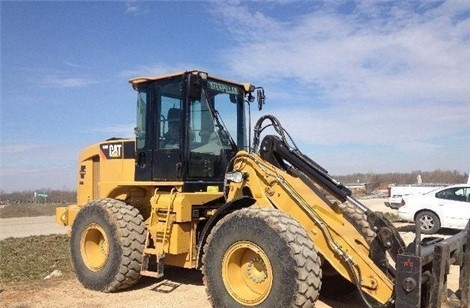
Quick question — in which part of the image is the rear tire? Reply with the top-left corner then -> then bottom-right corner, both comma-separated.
70,198 -> 146,292
415,211 -> 441,234
202,208 -> 322,307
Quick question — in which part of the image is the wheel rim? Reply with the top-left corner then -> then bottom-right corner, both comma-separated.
419,215 -> 434,231
80,223 -> 109,271
222,241 -> 273,306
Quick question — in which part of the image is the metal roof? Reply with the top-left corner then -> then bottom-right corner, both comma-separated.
128,70 -> 254,93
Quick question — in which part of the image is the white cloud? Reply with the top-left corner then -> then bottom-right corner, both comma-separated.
0,143 -> 80,192
90,124 -> 135,138
125,1 -> 140,15
213,1 -> 470,139
271,100 -> 470,146
0,144 -> 40,156
0,164 -> 76,192
41,75 -> 100,88
219,2 -> 470,103
121,63 -> 208,79
210,1 -> 470,173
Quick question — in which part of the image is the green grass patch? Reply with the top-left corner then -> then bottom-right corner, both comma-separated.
0,234 -> 74,283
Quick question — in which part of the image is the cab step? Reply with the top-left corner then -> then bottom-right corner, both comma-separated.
141,253 -> 165,278
140,270 -> 164,278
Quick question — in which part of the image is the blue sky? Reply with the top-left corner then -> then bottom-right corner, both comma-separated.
1,1 -> 469,192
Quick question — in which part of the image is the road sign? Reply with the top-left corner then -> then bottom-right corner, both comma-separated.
36,193 -> 48,198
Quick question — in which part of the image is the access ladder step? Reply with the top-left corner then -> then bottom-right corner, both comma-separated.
140,270 -> 164,279
141,252 -> 165,279
143,248 -> 158,255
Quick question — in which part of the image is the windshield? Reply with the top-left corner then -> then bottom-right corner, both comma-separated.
210,79 -> 246,148
187,77 -> 246,179
189,78 -> 246,153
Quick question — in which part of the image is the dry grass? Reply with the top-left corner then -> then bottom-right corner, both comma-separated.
0,203 -> 60,218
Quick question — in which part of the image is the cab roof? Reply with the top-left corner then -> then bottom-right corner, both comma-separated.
128,70 -> 255,93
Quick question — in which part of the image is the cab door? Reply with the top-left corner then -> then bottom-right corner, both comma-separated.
152,80 -> 183,181
134,78 -> 184,182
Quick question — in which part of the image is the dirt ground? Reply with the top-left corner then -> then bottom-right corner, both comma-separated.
0,267 -> 371,308
1,265 -> 462,308
0,198 -> 464,308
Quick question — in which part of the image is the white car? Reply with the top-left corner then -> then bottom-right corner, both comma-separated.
397,184 -> 470,234
385,185 -> 444,209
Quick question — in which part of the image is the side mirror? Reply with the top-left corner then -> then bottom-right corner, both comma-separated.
187,73 -> 202,100
257,88 -> 265,111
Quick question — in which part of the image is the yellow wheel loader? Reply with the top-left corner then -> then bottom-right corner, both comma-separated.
56,70 -> 469,307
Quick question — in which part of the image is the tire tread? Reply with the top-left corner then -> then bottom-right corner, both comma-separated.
71,198 -> 146,292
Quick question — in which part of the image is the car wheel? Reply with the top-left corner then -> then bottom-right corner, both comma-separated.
415,211 -> 441,234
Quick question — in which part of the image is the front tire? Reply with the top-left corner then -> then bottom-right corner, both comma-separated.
337,201 -> 376,244
323,201 -> 376,299
202,208 -> 322,307
70,198 -> 146,292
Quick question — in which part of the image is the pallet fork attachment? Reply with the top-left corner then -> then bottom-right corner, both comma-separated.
396,222 -> 470,308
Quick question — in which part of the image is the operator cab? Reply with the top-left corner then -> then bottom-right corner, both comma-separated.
129,70 -> 260,192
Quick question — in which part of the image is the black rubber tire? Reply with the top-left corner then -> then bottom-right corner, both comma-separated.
337,201 -> 376,244
70,198 -> 146,292
415,210 -> 441,234
202,208 -> 322,308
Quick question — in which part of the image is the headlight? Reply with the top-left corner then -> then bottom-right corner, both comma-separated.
225,171 -> 245,183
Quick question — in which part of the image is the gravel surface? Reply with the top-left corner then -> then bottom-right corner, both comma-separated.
0,216 -> 66,240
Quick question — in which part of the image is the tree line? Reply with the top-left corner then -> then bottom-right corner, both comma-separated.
0,170 -> 468,203
335,169 -> 469,186
0,189 -> 76,204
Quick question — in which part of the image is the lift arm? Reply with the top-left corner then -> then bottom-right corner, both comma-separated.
248,115 -> 470,307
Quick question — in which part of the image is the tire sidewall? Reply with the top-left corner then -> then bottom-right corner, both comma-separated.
70,201 -> 123,291
204,212 -> 299,308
